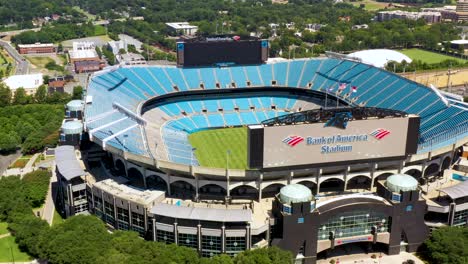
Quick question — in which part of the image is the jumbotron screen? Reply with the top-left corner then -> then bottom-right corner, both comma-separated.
177,37 -> 268,67
248,116 -> 419,169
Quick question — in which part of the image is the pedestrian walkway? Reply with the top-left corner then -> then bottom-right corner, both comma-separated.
41,161 -> 57,225
2,153 -> 40,178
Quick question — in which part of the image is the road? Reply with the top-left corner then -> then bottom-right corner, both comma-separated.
0,151 -> 21,176
41,161 -> 57,225
0,40 -> 29,75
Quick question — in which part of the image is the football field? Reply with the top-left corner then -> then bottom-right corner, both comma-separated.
188,127 -> 248,169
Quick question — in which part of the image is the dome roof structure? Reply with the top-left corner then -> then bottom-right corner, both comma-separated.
66,100 -> 84,111
386,174 -> 418,193
62,121 -> 83,135
279,184 -> 313,204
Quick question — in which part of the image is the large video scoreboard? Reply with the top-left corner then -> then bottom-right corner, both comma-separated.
176,36 -> 268,67
248,115 -> 420,169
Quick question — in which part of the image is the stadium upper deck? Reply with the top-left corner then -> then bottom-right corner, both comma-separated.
84,58 -> 468,168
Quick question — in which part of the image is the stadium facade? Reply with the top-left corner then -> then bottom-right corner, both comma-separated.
56,55 -> 468,263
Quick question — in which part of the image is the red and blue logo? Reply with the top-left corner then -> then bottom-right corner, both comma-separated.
370,128 -> 391,140
282,135 -> 304,147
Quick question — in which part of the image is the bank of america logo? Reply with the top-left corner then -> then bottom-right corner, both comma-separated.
283,135 -> 304,147
370,128 -> 391,140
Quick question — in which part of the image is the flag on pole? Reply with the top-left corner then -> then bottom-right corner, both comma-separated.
338,83 -> 347,91
351,86 -> 357,93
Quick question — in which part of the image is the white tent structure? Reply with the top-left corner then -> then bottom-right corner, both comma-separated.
347,49 -> 412,68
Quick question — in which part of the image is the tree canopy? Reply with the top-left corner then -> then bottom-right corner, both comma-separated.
0,104 -> 63,153
422,226 -> 468,264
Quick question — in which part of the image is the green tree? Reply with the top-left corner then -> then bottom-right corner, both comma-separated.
0,132 -> 20,153
233,246 -> 293,264
423,227 -> 468,264
8,213 -> 49,257
35,85 -> 47,103
13,88 -> 29,105
72,86 -> 83,100
0,83 -> 12,107
37,215 -> 112,264
22,171 -> 51,208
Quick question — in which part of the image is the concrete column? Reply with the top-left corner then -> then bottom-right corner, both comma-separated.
448,203 -> 456,226
370,163 -> 377,189
91,191 -> 95,212
316,169 -> 321,194
174,222 -> 179,245
221,226 -> 226,253
152,218 -> 156,241
197,224 -> 202,252
124,160 -> 129,177
128,203 -> 132,227
246,224 -> 251,250
343,166 -> 350,191
113,197 -> 118,229
288,171 -> 294,184
167,174 -> 172,196
226,170 -> 230,198
421,163 -> 427,178
144,209 -> 148,232
67,184 -> 73,217
257,173 -> 263,202
195,174 -> 199,201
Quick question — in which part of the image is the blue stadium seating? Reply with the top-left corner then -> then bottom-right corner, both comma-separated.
85,58 -> 468,166
230,66 -> 248,87
180,68 -> 200,89
245,66 -> 262,86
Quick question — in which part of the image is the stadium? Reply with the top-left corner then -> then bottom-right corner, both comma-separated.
55,37 -> 468,263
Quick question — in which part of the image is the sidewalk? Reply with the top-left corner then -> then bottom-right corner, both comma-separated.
41,161 -> 57,225
1,153 -> 40,178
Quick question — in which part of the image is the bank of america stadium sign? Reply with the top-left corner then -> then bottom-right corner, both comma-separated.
282,129 -> 391,153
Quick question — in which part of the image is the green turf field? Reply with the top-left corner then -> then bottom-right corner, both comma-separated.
399,49 -> 467,64
188,127 -> 248,169
0,236 -> 32,262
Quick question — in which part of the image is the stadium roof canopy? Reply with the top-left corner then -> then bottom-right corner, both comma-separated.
347,49 -> 412,68
438,180 -> 468,200
55,145 -> 85,181
151,203 -> 252,222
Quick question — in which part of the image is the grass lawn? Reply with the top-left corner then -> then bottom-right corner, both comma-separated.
26,56 -> 55,68
94,25 -> 107,35
399,49 -> 467,64
52,209 -> 64,226
0,236 -> 32,262
350,0 -> 390,10
0,222 -> 8,236
188,127 -> 248,169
